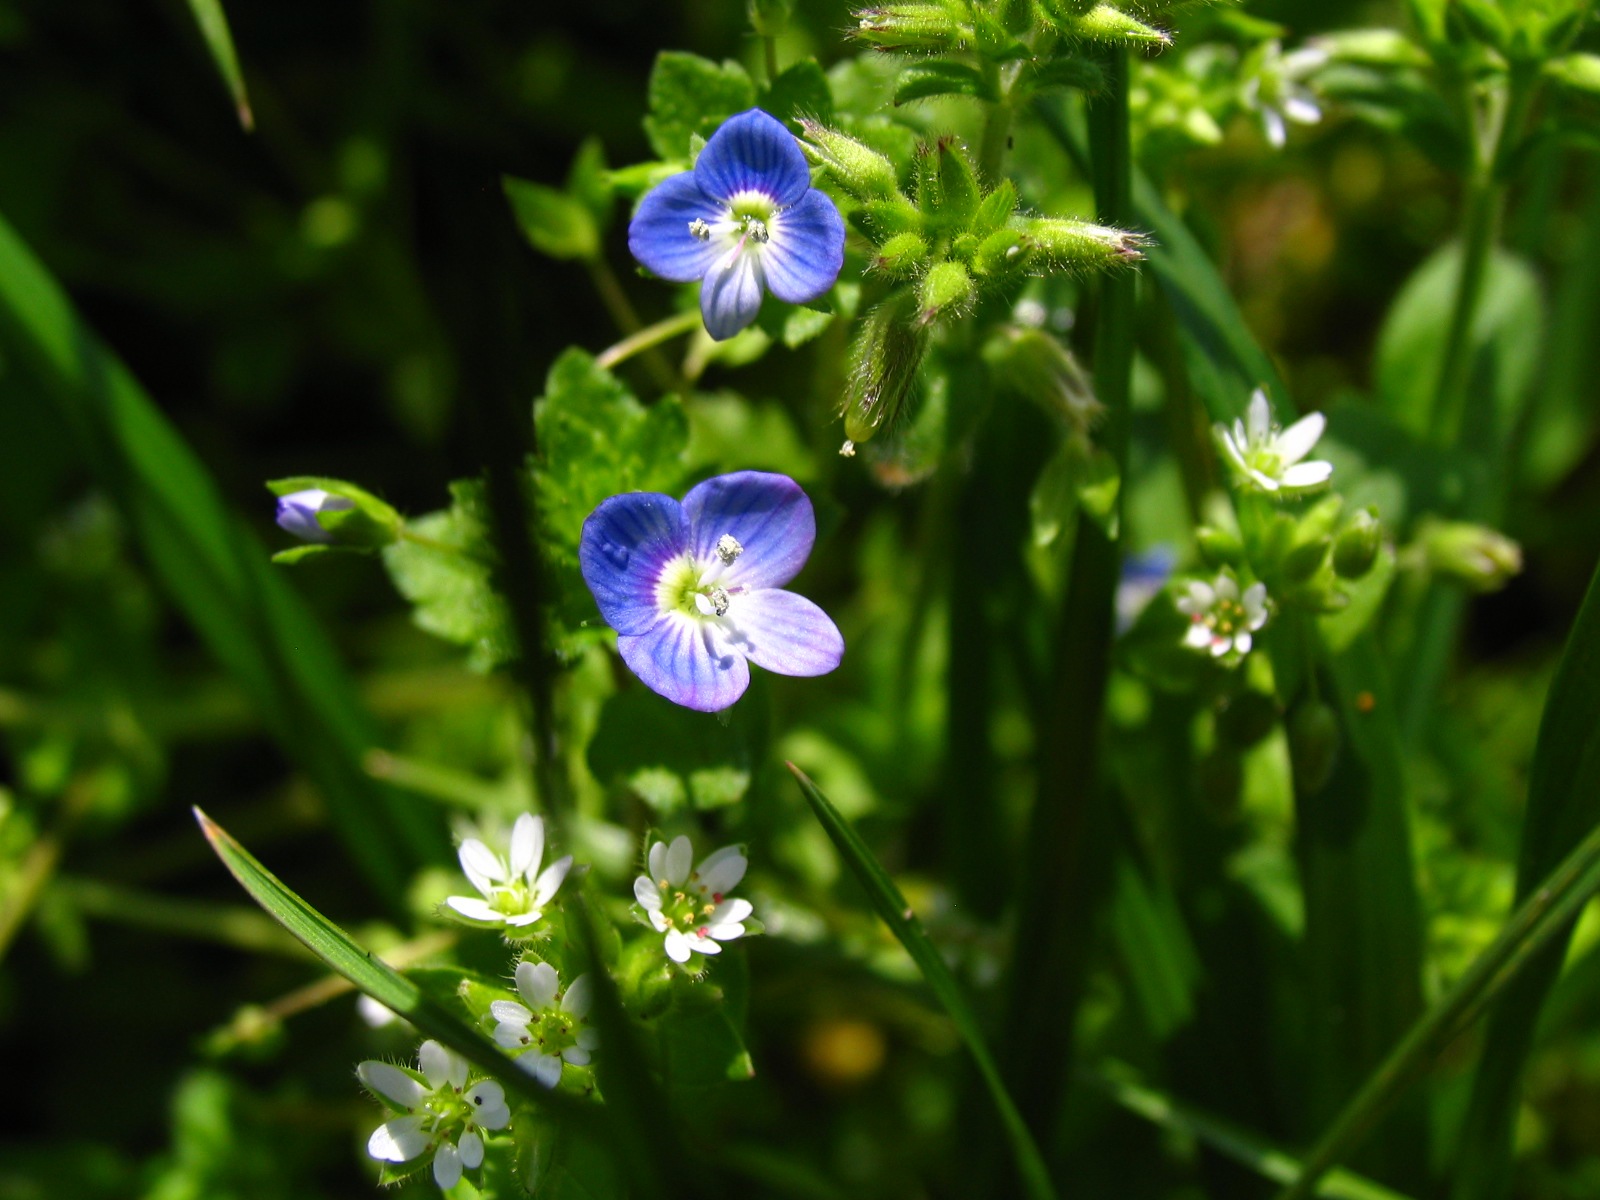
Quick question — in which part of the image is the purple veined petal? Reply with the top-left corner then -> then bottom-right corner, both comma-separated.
508,813 -> 541,880
579,492 -> 688,636
517,961 -> 560,1009
634,875 -> 662,910
700,246 -> 766,340
627,171 -> 727,282
723,588 -> 843,678
358,1061 -> 424,1110
694,108 -> 811,208
695,845 -> 747,895
665,835 -> 693,886
368,1115 -> 428,1163
616,615 -> 751,712
681,471 -> 816,591
763,189 -> 846,305
433,1140 -> 463,1190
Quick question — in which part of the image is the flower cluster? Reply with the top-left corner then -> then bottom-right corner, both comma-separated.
1177,570 -> 1269,662
490,960 -> 598,1088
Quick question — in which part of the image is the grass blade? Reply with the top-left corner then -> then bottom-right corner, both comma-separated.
183,0 -> 253,130
193,807 -> 596,1127
786,763 -> 1061,1200
1449,559 -> 1600,1200
0,208 -> 438,906
1086,1062 -> 1419,1200
1275,770 -> 1600,1197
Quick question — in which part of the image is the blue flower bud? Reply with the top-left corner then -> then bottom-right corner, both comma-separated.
276,489 -> 355,544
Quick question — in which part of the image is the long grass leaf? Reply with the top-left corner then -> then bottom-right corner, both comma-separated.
786,763 -> 1060,1200
1449,559 -> 1600,1200
183,0 -> 254,129
0,208 -> 438,905
193,808 -> 596,1129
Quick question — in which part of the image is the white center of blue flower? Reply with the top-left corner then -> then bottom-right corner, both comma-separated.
655,541 -> 745,621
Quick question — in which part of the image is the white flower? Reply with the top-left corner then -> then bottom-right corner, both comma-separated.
1176,571 -> 1269,660
633,835 -> 753,963
488,960 -> 599,1089
1242,41 -> 1328,148
445,812 -> 572,928
1216,389 -> 1333,495
357,1039 -> 511,1191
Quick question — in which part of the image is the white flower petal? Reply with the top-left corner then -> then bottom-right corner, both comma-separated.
489,999 -> 532,1026
1184,623 -> 1214,649
690,934 -> 723,955
1210,636 -> 1231,657
647,840 -> 668,882
634,875 -> 663,910
532,855 -> 573,906
466,1080 -> 509,1129
1285,94 -> 1322,125
445,895 -> 503,924
563,1046 -> 592,1065
1242,582 -> 1269,626
707,922 -> 746,942
1247,390 -> 1271,442
531,1052 -> 563,1089
1275,412 -> 1326,466
458,1130 -> 484,1170
1280,460 -> 1334,490
709,897 -> 753,925
458,839 -> 506,891
418,1040 -> 466,1091
503,909 -> 544,927
664,928 -> 692,963
509,813 -> 542,880
357,1061 -> 424,1110
561,974 -> 594,1019
433,1140 -> 462,1190
1213,573 -> 1239,602
695,845 -> 747,896
665,836 -> 693,886
649,910 -> 670,932
1234,631 -> 1254,656
367,1115 -> 428,1163
517,960 -> 560,1009
1263,106 -> 1287,148
492,1021 -> 533,1049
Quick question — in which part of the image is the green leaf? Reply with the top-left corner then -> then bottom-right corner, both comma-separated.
1449,560 -> 1600,1200
1373,244 -> 1544,444
193,808 -> 598,1126
588,689 -> 759,813
763,59 -> 834,123
0,206 -> 438,905
503,177 -> 601,261
893,61 -> 995,105
533,348 -> 689,561
1544,52 -> 1600,96
381,481 -> 515,671
183,0 -> 253,130
786,764 -> 1061,1200
643,52 -> 757,159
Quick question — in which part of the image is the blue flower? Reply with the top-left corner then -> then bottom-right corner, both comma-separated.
276,488 -> 354,543
579,471 -> 844,712
628,108 -> 847,341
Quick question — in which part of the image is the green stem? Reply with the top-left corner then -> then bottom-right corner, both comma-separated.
0,776 -> 96,962
596,310 -> 701,373
763,35 -> 780,86
1275,812 -> 1600,1200
587,259 -> 681,392
977,64 -> 1015,186
999,41 -> 1134,1167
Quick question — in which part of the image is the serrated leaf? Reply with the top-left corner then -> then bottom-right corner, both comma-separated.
787,764 -> 1060,1200
894,60 -> 994,105
643,52 -> 757,160
504,178 -> 600,261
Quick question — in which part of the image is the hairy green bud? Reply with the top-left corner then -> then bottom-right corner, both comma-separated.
841,289 -> 929,449
935,138 -> 981,226
1416,520 -> 1523,592
1060,3 -> 1172,48
873,231 -> 930,277
854,3 -> 972,53
1040,0 -> 1099,18
917,260 -> 975,325
1333,507 -> 1382,579
972,180 -> 1017,239
802,121 -> 901,201
1012,216 -> 1148,273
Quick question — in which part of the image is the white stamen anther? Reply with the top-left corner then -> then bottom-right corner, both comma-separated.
707,586 -> 730,617
715,534 -> 744,565
839,440 -> 856,457
688,218 -> 713,240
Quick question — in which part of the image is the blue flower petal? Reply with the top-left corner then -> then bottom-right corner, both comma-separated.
681,471 -> 816,591
617,616 -> 750,712
725,589 -> 843,677
699,250 -> 764,340
763,188 -> 846,305
627,172 -> 726,283
578,493 -> 687,636
694,109 -> 810,208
